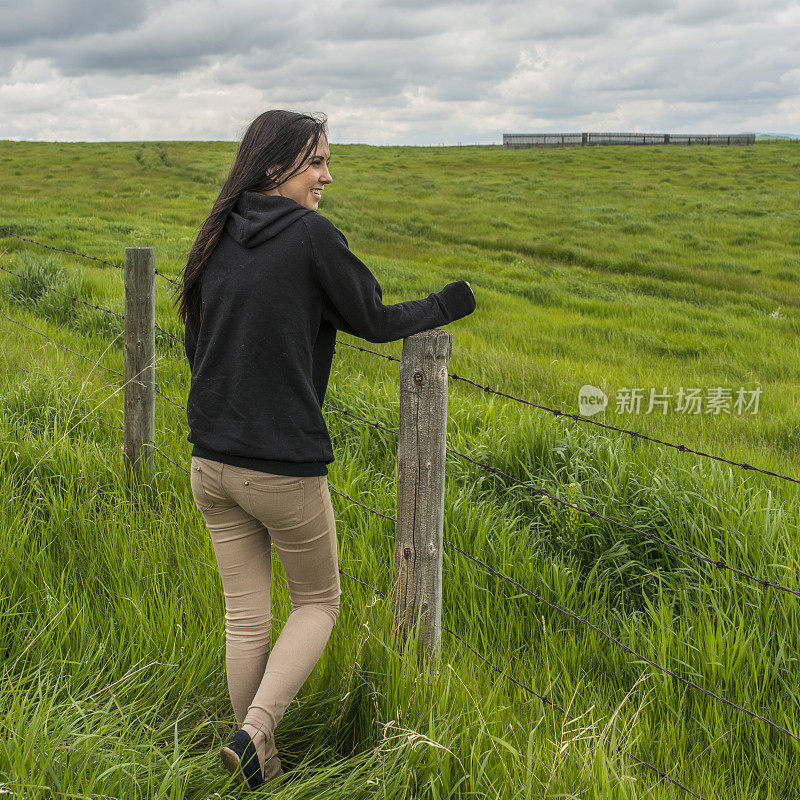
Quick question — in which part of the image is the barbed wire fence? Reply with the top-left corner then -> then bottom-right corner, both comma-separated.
3,227 -> 795,486
2,227 -> 798,798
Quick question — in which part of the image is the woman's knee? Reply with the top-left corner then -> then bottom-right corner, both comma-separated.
313,593 -> 340,626
225,608 -> 272,642
306,593 -> 340,626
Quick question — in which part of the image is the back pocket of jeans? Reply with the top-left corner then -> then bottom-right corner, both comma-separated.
245,478 -> 304,528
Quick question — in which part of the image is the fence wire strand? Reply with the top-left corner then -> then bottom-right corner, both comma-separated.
445,536 -> 799,742
0,346 -> 742,800
322,402 -> 800,600
0,258 -> 182,344
3,311 -> 796,600
0,226 -> 181,286
0,308 -> 124,377
0,309 -> 189,414
334,338 -> 799,486
146,394 -> 787,757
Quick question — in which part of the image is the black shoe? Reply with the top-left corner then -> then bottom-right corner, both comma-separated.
220,729 -> 265,791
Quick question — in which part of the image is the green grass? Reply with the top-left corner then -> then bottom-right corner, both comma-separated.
1,140 -> 799,799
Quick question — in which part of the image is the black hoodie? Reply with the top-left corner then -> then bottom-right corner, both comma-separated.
184,191 -> 477,476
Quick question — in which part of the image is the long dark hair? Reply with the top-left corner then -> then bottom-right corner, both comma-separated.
173,110 -> 328,329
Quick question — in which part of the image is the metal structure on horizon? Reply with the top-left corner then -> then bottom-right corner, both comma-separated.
503,132 -> 755,148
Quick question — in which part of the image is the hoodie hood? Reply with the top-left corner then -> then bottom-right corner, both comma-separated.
225,191 -> 314,248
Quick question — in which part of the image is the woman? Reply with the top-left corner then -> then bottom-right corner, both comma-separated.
174,110 -> 476,790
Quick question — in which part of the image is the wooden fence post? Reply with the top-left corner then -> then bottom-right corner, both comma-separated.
123,247 -> 155,482
393,328 -> 452,675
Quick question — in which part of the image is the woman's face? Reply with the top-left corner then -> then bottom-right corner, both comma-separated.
263,134 -> 332,210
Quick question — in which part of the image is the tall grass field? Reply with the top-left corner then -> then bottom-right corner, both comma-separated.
1,139 -> 799,799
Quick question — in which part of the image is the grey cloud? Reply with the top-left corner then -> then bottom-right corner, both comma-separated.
0,0 -> 148,46
322,10 -> 442,41
5,2 -> 297,78
611,0 -> 674,15
668,0 -> 790,26
59,46 -> 216,76
669,0 -> 748,25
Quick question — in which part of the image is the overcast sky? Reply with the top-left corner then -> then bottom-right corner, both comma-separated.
1,0 -> 798,144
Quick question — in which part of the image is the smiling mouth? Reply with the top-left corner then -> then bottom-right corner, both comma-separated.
310,188 -> 322,197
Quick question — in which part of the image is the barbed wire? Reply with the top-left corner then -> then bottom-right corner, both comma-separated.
0,337 -> 31,373
334,339 -> 799,486
96,418 -> 124,433
445,442 -> 800,598
439,625 -> 706,800
1,227 -> 790,790
155,388 -> 188,410
322,402 -> 800,600
0,226 -> 181,286
444,538 -> 798,743
0,262 -> 124,319
0,258 -> 182,344
0,308 -> 124,377
0,227 -> 126,270
328,485 -> 396,521
146,442 -> 190,473
100,382 -> 800,600
0,308 -> 188,413
94,378 -> 766,765
7,301 -> 793,605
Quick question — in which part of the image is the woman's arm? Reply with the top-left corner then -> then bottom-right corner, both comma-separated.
303,214 -> 475,344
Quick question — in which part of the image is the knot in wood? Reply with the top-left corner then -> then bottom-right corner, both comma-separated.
413,371 -> 424,384
403,547 -> 411,558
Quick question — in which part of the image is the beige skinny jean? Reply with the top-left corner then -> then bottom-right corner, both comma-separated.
190,455 -> 341,773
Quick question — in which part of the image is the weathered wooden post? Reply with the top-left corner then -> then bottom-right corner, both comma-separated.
123,247 -> 155,482
393,328 -> 452,675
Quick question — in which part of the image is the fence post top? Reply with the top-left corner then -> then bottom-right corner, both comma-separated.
403,328 -> 453,361
406,328 -> 451,341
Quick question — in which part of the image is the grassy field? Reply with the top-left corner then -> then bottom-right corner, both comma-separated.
1,139 -> 799,799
